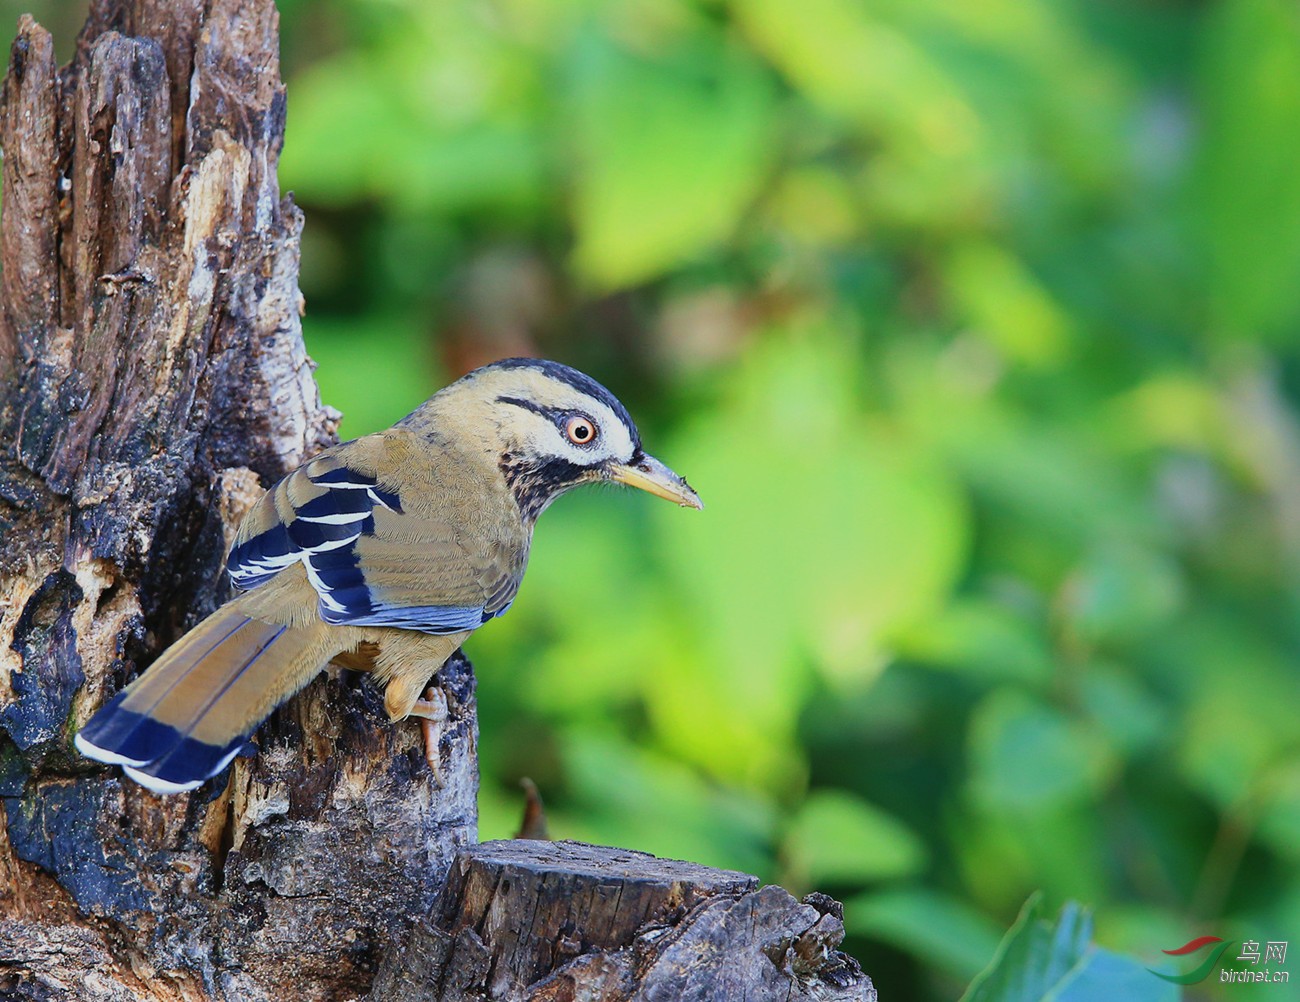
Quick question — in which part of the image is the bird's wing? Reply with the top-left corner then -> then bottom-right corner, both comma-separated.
228,434 -> 526,634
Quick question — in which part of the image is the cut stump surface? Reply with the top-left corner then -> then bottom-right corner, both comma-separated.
371,839 -> 877,1002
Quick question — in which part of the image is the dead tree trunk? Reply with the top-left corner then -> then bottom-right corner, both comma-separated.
371,841 -> 874,1002
0,3 -> 478,999
0,4 -> 876,1002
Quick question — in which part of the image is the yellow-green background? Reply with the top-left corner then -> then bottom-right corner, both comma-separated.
14,1 -> 1300,998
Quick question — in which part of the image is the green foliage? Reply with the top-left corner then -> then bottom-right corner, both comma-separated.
848,886 -> 1005,982
968,688 -> 1116,814
568,27 -> 775,288
961,895 -> 1177,1002
1193,0 -> 1300,342
10,0 -> 1291,996
784,789 -> 928,886
269,1 -> 1300,997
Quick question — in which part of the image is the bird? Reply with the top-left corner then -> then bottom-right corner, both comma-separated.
75,358 -> 702,794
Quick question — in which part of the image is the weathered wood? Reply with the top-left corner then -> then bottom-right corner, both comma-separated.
368,840 -> 876,1002
0,4 -> 477,1000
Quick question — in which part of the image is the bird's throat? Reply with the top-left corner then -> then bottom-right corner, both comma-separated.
498,452 -> 589,521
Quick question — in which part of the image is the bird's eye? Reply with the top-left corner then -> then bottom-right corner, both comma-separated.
565,415 -> 597,445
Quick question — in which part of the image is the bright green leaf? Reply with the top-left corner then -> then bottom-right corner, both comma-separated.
648,329 -> 968,786
305,315 -> 436,436
946,242 -> 1072,369
557,729 -> 776,877
282,55 -> 410,205
783,789 -> 928,886
568,30 -> 774,288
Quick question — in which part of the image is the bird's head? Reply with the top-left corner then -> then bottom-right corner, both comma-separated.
411,357 -> 703,521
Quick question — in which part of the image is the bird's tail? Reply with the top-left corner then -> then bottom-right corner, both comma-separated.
75,603 -> 332,793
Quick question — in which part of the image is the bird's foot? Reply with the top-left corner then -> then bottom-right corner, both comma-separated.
411,686 -> 448,788
408,687 -> 448,720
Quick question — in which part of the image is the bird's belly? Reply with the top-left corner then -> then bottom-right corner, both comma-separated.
325,626 -> 471,721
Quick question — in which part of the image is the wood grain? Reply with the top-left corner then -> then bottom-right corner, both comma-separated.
0,5 -> 477,999
370,840 -> 877,1002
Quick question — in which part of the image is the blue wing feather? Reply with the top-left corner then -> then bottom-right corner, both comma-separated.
297,489 -> 375,518
228,461 -> 495,634
228,522 -> 295,589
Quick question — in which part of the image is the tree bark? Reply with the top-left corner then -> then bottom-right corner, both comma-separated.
0,3 -> 477,999
369,840 -> 876,1002
0,5 -> 876,1002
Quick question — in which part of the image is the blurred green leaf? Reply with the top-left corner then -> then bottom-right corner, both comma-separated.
1058,546 -> 1184,647
1170,620 -> 1300,809
1078,665 -> 1168,757
783,789 -> 928,886
898,598 -> 1053,686
735,0 -> 1013,229
282,5 -> 546,214
1193,0 -> 1300,340
960,895 -> 1177,1002
306,315 -> 436,436
846,887 -> 1004,980
476,489 -> 661,714
1256,760 -> 1300,861
568,30 -> 774,288
282,54 -> 408,205
554,729 -> 776,877
892,355 -> 1159,564
969,690 -> 1115,813
735,0 -> 981,154
649,330 -> 967,786
946,242 -> 1072,370
1100,374 -> 1225,454
953,804 -> 1112,912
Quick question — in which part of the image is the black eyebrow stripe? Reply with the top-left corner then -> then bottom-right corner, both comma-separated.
486,358 -> 641,449
497,395 -> 563,421
497,397 -> 599,446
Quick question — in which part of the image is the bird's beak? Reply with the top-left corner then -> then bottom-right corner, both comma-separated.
608,454 -> 704,509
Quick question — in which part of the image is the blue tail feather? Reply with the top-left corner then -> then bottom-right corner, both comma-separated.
76,617 -> 293,794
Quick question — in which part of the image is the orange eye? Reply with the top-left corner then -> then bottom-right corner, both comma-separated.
566,416 -> 597,445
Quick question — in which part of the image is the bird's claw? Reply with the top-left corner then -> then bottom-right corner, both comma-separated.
413,686 -> 448,788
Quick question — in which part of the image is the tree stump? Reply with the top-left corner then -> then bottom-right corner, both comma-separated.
0,3 -> 477,999
371,840 -> 876,1002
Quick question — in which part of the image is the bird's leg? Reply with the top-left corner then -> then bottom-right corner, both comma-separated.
407,685 -> 448,787
382,672 -> 447,786
378,637 -> 465,787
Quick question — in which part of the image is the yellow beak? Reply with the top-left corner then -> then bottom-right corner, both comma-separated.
608,454 -> 704,509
